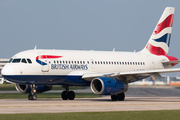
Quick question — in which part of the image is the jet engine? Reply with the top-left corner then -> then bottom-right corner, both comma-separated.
15,84 -> 52,94
90,77 -> 128,95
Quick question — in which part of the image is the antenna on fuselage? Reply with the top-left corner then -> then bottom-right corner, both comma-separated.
34,46 -> 37,50
113,48 -> 115,52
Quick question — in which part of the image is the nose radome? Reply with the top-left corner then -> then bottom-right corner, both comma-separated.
1,64 -> 15,76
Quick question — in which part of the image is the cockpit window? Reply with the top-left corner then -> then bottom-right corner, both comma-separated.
8,58 -> 13,63
12,59 -> 21,63
27,59 -> 32,63
21,58 -> 27,63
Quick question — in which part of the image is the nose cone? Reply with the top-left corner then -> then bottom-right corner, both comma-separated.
1,64 -> 15,76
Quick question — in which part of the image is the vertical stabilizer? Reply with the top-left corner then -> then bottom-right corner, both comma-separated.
141,7 -> 175,55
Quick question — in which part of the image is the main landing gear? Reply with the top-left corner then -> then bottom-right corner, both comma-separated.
111,93 -> 125,101
61,86 -> 75,100
28,84 -> 37,100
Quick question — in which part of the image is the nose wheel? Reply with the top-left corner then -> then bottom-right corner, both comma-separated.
61,86 -> 75,100
28,84 -> 37,100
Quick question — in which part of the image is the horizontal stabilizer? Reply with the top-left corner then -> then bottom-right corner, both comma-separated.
162,60 -> 180,64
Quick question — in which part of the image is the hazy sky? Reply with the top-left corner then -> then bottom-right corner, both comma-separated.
1,0 -> 180,73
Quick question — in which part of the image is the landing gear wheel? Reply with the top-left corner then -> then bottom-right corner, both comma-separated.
28,94 -> 37,100
111,95 -> 117,101
32,94 -> 37,100
28,84 -> 37,100
28,94 -> 32,100
67,91 -> 75,100
117,93 -> 125,101
61,91 -> 68,100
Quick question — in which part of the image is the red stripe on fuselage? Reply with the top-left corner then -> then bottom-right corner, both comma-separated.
36,55 -> 62,60
164,55 -> 178,66
146,43 -> 168,55
146,43 -> 178,66
153,14 -> 174,35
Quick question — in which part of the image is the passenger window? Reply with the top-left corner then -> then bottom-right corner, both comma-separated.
71,61 -> 73,64
21,59 -> 27,63
119,62 -> 121,65
27,59 -> 32,63
57,61 -> 59,63
114,62 -> 116,64
87,61 -> 89,64
117,62 -> 119,65
77,61 -> 79,64
122,62 -> 124,65
60,61 -> 62,64
92,61 -> 94,64
83,61 -> 85,64
12,58 -> 21,63
103,61 -> 105,64
80,61 -> 82,64
109,62 -> 111,64
95,61 -> 97,64
106,61 -> 108,64
74,61 -> 76,64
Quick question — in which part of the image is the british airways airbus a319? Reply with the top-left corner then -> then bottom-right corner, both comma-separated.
2,7 -> 180,101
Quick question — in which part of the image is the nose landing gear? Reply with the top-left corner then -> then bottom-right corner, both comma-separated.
28,84 -> 37,100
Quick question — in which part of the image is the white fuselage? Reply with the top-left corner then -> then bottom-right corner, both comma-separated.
2,49 -> 169,85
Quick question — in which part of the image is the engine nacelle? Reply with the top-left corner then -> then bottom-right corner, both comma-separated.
90,77 -> 128,95
15,84 -> 52,94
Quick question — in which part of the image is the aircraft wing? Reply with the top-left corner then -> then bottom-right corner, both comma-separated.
82,68 -> 180,82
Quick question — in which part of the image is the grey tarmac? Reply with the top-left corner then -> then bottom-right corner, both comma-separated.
0,86 -> 180,114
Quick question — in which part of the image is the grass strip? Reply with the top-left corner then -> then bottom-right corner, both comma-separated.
0,110 -> 180,120
0,93 -> 101,99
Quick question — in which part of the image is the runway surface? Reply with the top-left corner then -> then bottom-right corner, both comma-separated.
0,86 -> 180,114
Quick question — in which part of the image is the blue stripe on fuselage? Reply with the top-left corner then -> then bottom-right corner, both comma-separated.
3,75 -> 90,86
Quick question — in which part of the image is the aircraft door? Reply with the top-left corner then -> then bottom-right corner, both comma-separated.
38,53 -> 49,72
91,59 -> 95,69
147,55 -> 155,69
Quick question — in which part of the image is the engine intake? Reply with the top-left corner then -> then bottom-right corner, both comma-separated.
90,77 -> 128,95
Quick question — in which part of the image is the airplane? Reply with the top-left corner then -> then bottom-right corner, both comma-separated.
2,7 -> 180,101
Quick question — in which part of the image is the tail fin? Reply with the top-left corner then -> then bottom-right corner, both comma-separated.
141,7 -> 175,55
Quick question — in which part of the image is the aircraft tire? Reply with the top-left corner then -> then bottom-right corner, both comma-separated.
67,91 -> 75,100
117,93 -> 125,101
28,94 -> 32,100
32,94 -> 37,100
111,95 -> 117,101
61,91 -> 68,100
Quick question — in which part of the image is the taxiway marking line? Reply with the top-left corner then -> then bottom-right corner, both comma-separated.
1,102 -> 180,108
